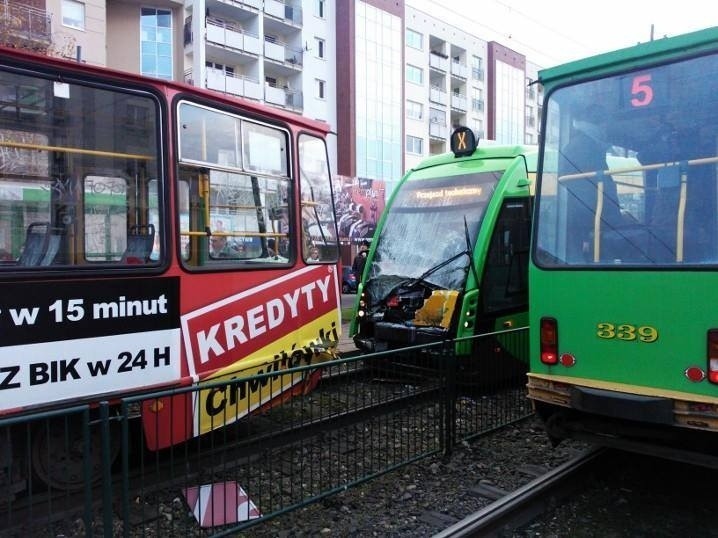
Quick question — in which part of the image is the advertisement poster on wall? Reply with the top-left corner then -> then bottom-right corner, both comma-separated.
334,175 -> 386,243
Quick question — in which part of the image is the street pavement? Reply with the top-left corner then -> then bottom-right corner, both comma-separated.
338,322 -> 354,354
338,293 -> 357,355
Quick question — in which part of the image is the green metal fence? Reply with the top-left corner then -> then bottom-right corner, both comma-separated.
0,327 -> 531,537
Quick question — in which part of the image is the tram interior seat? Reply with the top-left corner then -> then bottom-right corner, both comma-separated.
40,227 -> 64,266
18,222 -> 52,266
121,224 -> 155,264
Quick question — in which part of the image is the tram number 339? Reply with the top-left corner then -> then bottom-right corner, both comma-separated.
596,323 -> 659,343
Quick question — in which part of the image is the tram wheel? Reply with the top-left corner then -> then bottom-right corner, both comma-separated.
30,419 -> 120,491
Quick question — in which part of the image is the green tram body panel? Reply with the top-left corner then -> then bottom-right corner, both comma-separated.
352,136 -> 536,362
531,270 -> 718,398
529,26 -> 718,442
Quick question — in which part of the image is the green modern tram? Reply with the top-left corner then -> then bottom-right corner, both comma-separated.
529,27 -> 718,464
351,127 -> 536,368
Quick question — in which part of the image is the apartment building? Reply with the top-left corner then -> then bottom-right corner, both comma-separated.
404,6 -> 542,171
177,0 -> 338,171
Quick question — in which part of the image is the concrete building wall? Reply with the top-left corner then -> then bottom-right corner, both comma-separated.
46,0 -> 107,65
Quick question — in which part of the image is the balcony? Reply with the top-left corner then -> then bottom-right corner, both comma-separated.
264,0 -> 302,27
201,69 -> 262,100
451,61 -> 468,80
450,93 -> 467,112
264,81 -> 302,112
217,0 -> 262,10
429,52 -> 449,72
429,121 -> 448,140
429,85 -> 447,106
264,36 -> 303,69
0,2 -> 51,52
205,17 -> 260,55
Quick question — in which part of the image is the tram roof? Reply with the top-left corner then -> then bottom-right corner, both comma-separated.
412,143 -> 538,172
538,26 -> 718,88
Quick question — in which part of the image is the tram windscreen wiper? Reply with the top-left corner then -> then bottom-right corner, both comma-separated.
401,215 -> 475,289
401,248 -> 470,288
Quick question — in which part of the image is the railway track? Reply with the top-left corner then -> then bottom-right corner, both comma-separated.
432,447 -> 608,537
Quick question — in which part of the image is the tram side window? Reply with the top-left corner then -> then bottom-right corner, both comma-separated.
299,134 -> 339,263
179,167 -> 291,265
177,101 -> 293,267
482,199 -> 531,313
0,69 -> 161,269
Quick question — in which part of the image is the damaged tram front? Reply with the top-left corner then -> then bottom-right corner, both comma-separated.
351,128 -> 536,370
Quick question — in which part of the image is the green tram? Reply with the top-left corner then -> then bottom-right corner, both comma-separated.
529,27 -> 718,464
351,127 -> 536,371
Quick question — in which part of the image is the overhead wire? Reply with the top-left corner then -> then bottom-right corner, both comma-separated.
406,0 -> 595,66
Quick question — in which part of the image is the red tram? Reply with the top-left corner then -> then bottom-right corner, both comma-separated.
0,46 -> 341,453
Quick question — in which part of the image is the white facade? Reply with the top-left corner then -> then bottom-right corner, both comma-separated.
404,7 -> 489,171
182,0 -> 338,175
404,6 -> 542,170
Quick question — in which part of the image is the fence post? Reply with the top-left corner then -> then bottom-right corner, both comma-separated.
441,340 -> 457,458
82,407 -> 93,535
100,402 -> 113,538
121,401 -> 130,538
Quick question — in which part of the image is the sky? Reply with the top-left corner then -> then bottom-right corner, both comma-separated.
406,0 -> 717,68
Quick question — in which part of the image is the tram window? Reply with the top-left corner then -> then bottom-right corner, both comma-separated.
482,200 -> 531,313
179,166 -> 291,266
178,102 -> 240,168
242,121 -> 288,177
299,134 -> 338,263
84,176 -> 128,262
177,102 -> 293,268
0,69 -> 161,270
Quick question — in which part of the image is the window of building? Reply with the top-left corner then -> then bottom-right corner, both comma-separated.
62,0 -> 85,30
316,79 -> 325,99
471,87 -> 484,112
141,7 -> 173,80
405,135 -> 423,154
315,37 -> 325,59
355,2 -> 402,183
406,64 -> 423,86
471,55 -> 484,80
406,100 -> 423,120
406,28 -> 423,50
526,104 -> 535,127
429,108 -> 445,124
316,0 -> 325,18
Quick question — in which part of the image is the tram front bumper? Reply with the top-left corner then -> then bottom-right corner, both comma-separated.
354,321 -> 449,353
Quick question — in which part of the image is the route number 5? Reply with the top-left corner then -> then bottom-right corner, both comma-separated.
631,74 -> 653,107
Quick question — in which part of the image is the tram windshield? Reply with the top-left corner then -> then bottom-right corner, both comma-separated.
367,171 -> 499,291
536,53 -> 718,267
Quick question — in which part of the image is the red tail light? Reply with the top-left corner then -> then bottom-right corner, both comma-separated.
707,329 -> 718,383
540,317 -> 558,365
386,295 -> 399,308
